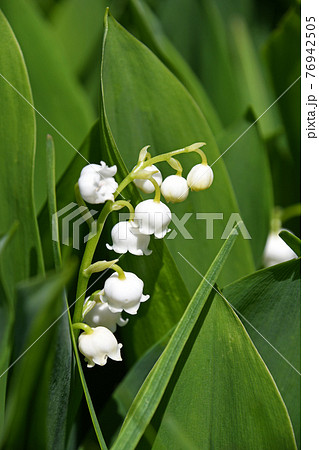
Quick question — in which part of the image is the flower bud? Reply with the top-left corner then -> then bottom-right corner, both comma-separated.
133,165 -> 162,193
186,164 -> 214,191
101,271 -> 150,315
78,326 -> 123,368
263,232 -> 297,267
134,199 -> 171,238
78,161 -> 118,204
83,299 -> 128,332
161,175 -> 189,203
106,221 -> 152,256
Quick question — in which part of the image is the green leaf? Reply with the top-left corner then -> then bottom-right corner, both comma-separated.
51,0 -> 106,76
263,7 -> 301,210
229,16 -> 282,139
0,9 -> 44,298
1,0 -> 95,211
1,268 -> 75,449
101,12 -> 255,293
279,230 -> 301,257
216,111 -> 274,267
0,225 -> 18,436
44,133 -> 108,450
263,7 -> 301,162
128,0 -> 222,135
223,258 -> 300,446
111,226 -> 239,449
148,293 -> 296,450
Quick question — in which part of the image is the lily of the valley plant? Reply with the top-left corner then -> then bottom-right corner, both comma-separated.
72,143 -> 213,367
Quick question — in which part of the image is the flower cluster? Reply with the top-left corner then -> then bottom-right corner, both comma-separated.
74,143 -> 213,367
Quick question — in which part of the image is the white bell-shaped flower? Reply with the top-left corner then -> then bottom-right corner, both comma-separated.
106,221 -> 152,256
263,232 -> 297,267
101,271 -> 150,315
161,175 -> 189,203
133,165 -> 162,193
187,163 -> 214,191
78,161 -> 118,204
134,199 -> 171,238
78,326 -> 123,368
83,299 -> 128,333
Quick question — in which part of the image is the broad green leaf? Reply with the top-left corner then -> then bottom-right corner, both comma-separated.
101,13 -> 255,293
51,0 -> 106,76
216,111 -> 274,267
223,258 -> 301,446
263,7 -> 301,163
1,268 -> 74,449
0,9 -> 44,299
148,292 -> 296,449
128,0 -> 222,134
229,16 -> 282,139
151,0 -> 248,126
111,226 -> 239,449
1,0 -> 95,211
263,8 -> 301,211
279,230 -> 301,257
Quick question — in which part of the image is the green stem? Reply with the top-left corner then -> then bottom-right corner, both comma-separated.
73,322 -> 94,334
281,204 -> 301,224
133,142 -> 207,173
73,173 -> 134,326
112,200 -> 135,221
149,178 -> 161,203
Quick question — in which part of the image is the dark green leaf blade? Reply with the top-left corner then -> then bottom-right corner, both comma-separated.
0,9 -> 44,296
149,292 -> 296,450
223,258 -> 301,446
1,0 -> 95,211
279,230 -> 301,257
101,12 -> 255,293
216,111 -> 274,267
111,225 -> 239,449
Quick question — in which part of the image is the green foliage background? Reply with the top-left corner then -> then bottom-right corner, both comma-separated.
0,0 -> 300,448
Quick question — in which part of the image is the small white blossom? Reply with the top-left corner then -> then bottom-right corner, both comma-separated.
133,165 -> 162,193
78,161 -> 118,204
161,175 -> 189,203
83,299 -> 128,332
78,326 -> 122,368
101,271 -> 150,315
106,221 -> 152,256
134,199 -> 171,238
263,232 -> 297,267
187,164 -> 214,191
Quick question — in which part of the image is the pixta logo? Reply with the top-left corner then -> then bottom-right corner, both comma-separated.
52,202 -> 98,250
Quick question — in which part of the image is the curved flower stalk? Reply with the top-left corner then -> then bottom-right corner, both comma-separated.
73,142 -> 214,367
133,164 -> 162,193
